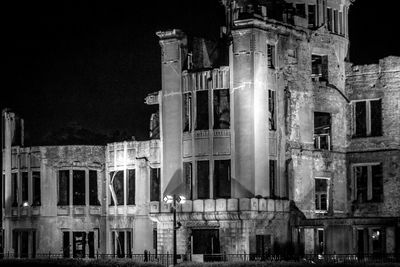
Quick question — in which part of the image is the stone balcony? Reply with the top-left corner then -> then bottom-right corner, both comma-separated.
149,198 -> 290,221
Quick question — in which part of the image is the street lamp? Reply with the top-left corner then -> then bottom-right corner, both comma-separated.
163,194 -> 185,265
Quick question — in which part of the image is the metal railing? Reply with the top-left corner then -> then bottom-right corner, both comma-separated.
0,252 -> 176,266
201,253 -> 400,263
1,252 -> 399,265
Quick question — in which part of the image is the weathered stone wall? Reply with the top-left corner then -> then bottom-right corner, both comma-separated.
4,145 -> 107,254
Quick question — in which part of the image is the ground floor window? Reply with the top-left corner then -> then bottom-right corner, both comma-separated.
111,230 -> 132,258
316,228 -> 324,254
357,227 -> 386,255
62,230 -> 97,258
12,230 -> 36,258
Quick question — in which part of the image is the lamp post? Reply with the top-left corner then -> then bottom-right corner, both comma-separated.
163,194 -> 185,266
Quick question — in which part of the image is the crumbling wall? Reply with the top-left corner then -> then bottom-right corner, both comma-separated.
345,56 -> 400,217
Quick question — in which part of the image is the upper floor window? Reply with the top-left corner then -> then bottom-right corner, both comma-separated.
314,112 -> 331,150
110,169 -> 135,206
214,160 -> 231,199
183,92 -> 192,132
150,167 -> 161,202
58,169 -> 100,206
267,44 -> 276,69
327,8 -> 332,31
183,162 -> 192,200
353,99 -> 382,138
12,171 -> 41,207
311,55 -> 328,81
197,160 -> 210,199
315,178 -> 328,211
213,89 -> 230,129
296,4 -> 306,18
32,171 -> 41,206
11,173 -> 18,207
308,4 -> 316,28
269,160 -> 277,198
196,90 -> 209,130
353,163 -> 383,203
268,90 -> 276,131
333,9 -> 338,33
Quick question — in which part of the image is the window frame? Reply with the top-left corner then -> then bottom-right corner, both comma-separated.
313,111 -> 332,151
314,177 -> 329,213
57,168 -> 101,207
352,98 -> 382,138
110,229 -> 132,258
352,163 -> 383,203
267,44 -> 276,69
109,168 -> 137,206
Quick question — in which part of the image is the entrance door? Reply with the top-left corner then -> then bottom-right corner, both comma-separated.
192,229 -> 220,261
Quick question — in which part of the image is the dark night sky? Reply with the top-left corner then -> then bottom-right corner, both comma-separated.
1,0 -> 399,146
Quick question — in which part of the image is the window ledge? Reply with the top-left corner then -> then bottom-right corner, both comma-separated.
351,135 -> 383,140
315,210 -> 328,214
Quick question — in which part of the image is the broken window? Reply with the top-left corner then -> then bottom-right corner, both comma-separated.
311,55 -> 328,81
333,9 -> 338,33
284,159 -> 291,199
196,90 -> 209,130
73,170 -> 86,205
183,92 -> 192,132
110,171 -> 124,205
149,111 -> 160,139
315,178 -> 328,211
354,99 -> 382,137
111,230 -> 132,258
327,8 -> 332,31
371,229 -> 385,254
63,231 -> 95,258
21,172 -> 28,204
308,4 -> 316,28
296,3 -> 306,18
183,162 -> 192,200
127,169 -> 135,205
269,160 -> 277,198
214,160 -> 231,199
317,228 -> 324,254
12,173 -> 18,207
73,232 -> 86,258
89,170 -> 100,206
12,230 -> 36,258
150,168 -> 161,201
197,160 -> 210,199
88,232 -> 95,258
63,232 -> 70,258
58,170 -> 70,206
267,44 -> 276,69
213,89 -> 230,129
314,112 -> 331,150
354,164 -> 383,203
32,171 -> 41,206
268,90 -> 276,131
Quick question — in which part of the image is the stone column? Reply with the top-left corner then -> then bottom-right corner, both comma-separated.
231,20 -> 269,198
156,29 -> 186,198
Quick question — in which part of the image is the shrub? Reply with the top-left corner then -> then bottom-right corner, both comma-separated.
0,259 -> 163,267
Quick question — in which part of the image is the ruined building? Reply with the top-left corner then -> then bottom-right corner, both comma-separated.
1,0 -> 400,260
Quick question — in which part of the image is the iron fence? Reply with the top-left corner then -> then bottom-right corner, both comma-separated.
1,252 -> 399,265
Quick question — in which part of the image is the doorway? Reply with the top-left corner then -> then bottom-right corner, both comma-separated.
192,229 -> 220,261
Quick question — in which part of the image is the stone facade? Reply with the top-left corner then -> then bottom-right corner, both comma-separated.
1,0 -> 399,260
